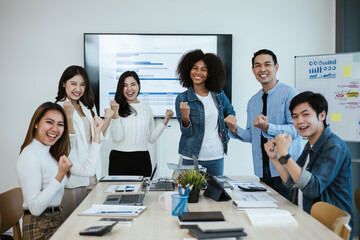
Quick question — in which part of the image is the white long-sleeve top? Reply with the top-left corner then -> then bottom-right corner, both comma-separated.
57,100 -> 109,188
111,102 -> 166,151
16,139 -> 100,216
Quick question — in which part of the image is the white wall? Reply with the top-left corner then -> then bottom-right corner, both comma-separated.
0,0 -> 335,193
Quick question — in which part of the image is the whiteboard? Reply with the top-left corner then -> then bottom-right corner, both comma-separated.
295,52 -> 360,142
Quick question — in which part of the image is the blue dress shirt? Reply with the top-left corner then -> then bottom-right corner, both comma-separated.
229,81 -> 303,178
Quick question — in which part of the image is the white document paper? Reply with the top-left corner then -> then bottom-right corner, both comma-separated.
245,209 -> 298,226
100,175 -> 144,182
235,192 -> 276,202
105,184 -> 141,193
228,181 -> 268,191
232,200 -> 277,210
79,204 -> 146,217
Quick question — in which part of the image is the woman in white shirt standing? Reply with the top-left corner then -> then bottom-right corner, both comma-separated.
55,65 -> 113,219
17,102 -> 104,240
109,71 -> 173,176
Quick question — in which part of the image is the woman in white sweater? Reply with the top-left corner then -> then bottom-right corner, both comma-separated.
109,71 -> 173,176
17,102 -> 104,239
55,65 -> 113,219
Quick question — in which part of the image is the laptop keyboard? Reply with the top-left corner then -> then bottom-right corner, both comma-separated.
153,182 -> 174,190
119,194 -> 144,204
141,182 -> 174,191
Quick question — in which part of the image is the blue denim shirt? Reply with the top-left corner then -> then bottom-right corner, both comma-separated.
175,87 -> 235,159
229,81 -> 303,177
285,126 -> 353,229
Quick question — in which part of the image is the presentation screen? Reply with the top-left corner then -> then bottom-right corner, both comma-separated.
84,33 -> 232,117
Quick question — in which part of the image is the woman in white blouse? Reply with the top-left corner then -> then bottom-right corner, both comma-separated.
55,65 -> 113,219
109,71 -> 173,176
17,102 -> 104,239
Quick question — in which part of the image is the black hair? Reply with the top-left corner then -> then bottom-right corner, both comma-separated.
252,49 -> 278,67
176,49 -> 226,91
289,91 -> 328,126
114,71 -> 140,117
55,65 -> 95,117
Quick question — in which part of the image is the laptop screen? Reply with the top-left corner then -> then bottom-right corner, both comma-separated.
149,164 -> 157,181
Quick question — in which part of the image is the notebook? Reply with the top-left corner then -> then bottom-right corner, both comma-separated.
103,178 -> 152,206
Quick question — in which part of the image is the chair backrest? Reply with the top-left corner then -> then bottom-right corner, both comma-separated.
310,201 -> 351,240
0,188 -> 23,240
340,223 -> 351,240
355,187 -> 360,213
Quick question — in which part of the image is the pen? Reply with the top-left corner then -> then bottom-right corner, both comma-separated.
178,185 -> 183,195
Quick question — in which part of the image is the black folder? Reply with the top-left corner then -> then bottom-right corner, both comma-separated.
179,211 -> 225,222
189,228 -> 247,239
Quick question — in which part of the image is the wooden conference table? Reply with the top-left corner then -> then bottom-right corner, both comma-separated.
50,177 -> 341,240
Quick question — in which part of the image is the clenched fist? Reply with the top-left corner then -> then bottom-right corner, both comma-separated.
179,102 -> 190,127
63,100 -> 75,118
224,115 -> 237,134
104,108 -> 114,122
253,114 -> 268,132
110,100 -> 119,119
58,155 -> 73,174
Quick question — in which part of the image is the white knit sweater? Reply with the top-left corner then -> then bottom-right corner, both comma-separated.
16,139 -> 100,216
111,102 -> 166,152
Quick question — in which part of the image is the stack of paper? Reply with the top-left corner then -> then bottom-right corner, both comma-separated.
99,175 -> 144,182
232,200 -> 277,210
79,204 -> 146,217
245,209 -> 298,226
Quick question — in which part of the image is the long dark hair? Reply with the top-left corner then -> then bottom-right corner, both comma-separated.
55,65 -> 95,117
114,71 -> 141,117
21,102 -> 70,164
176,49 -> 226,91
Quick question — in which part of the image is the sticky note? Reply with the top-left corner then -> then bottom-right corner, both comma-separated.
343,66 -> 351,77
330,113 -> 341,122
346,92 -> 359,98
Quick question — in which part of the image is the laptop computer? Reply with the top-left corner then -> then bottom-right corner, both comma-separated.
141,164 -> 175,191
103,177 -> 152,206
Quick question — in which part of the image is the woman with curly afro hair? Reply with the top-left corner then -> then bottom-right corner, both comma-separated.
175,49 -> 235,176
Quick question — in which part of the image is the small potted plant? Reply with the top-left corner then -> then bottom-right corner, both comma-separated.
177,170 -> 207,203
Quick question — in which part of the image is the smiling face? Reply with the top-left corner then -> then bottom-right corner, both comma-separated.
34,110 -> 65,146
252,54 -> 279,92
63,74 -> 86,102
123,76 -> 140,103
190,60 -> 208,87
292,102 -> 326,145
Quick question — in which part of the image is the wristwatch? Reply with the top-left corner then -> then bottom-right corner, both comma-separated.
278,154 -> 291,165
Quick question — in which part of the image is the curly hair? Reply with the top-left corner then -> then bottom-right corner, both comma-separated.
176,49 -> 226,91
114,71 -> 140,118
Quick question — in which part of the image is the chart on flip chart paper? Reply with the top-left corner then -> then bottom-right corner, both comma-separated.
295,52 -> 360,142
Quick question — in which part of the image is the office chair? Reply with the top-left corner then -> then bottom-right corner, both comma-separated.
355,187 -> 360,213
0,188 -> 23,240
310,201 -> 351,240
355,187 -> 360,240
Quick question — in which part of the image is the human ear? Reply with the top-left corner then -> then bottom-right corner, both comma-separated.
275,63 -> 279,72
319,111 -> 326,122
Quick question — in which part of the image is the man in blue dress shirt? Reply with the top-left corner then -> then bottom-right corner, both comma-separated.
225,49 -> 302,199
